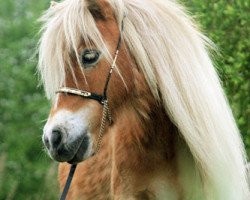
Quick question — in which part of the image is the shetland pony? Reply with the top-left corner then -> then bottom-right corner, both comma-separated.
38,0 -> 249,199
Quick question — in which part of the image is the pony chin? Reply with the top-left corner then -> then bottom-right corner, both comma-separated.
43,109 -> 95,164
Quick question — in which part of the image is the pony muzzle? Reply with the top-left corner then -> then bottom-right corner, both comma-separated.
43,127 -> 92,164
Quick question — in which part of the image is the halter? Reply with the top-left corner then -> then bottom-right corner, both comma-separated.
57,17 -> 125,200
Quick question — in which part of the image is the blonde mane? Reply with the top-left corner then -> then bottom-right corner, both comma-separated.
38,0 -> 249,199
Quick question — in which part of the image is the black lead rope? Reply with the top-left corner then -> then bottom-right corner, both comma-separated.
58,16 -> 125,200
59,164 -> 77,200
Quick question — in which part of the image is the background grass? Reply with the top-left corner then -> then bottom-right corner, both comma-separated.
0,1 -> 58,199
0,0 -> 249,199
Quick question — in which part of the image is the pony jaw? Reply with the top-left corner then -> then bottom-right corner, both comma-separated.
43,109 -> 94,163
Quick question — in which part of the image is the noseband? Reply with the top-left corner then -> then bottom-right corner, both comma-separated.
57,17 -> 125,200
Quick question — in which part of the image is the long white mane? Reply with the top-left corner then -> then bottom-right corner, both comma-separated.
38,0 -> 249,199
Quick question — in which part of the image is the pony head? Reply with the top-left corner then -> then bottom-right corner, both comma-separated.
40,0 -> 138,163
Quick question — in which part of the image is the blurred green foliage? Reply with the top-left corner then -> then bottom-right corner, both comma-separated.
0,1 -> 58,199
182,0 -> 250,155
0,0 -> 249,199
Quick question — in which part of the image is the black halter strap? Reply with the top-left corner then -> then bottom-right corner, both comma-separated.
58,16 -> 125,200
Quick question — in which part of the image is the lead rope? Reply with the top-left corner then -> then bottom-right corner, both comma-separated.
59,164 -> 77,200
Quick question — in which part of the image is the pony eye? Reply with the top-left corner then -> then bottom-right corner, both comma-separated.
81,49 -> 100,68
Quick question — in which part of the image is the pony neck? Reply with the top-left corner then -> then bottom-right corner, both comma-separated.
108,96 -> 183,197
107,94 -> 205,199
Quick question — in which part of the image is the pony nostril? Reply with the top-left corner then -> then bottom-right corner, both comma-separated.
51,130 -> 62,149
44,136 -> 50,149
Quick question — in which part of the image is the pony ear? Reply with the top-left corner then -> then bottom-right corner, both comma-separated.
87,0 -> 114,20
